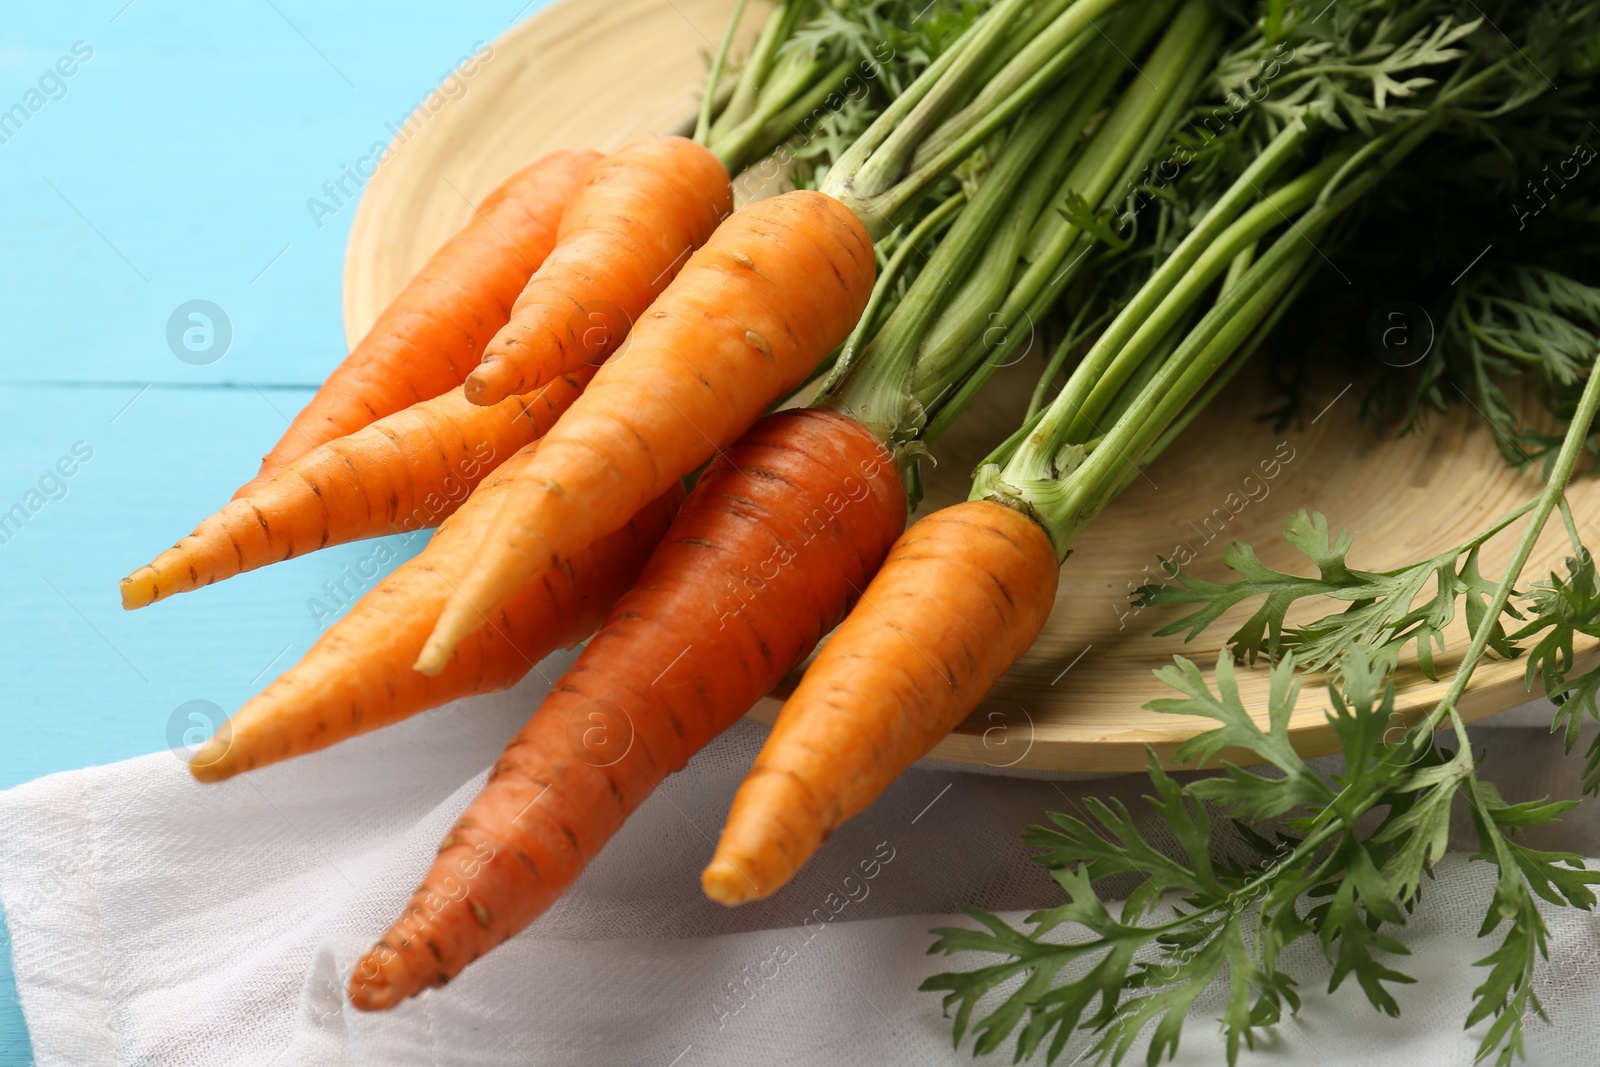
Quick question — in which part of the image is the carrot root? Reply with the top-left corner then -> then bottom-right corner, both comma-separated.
702,500 -> 1059,906
417,190 -> 876,673
237,148 -> 598,499
120,372 -> 591,610
350,409 -> 903,1009
464,137 -> 732,405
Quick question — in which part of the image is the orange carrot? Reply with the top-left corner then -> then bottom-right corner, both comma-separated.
703,500 -> 1059,904
120,370 -> 593,610
187,448 -> 682,783
417,190 -> 875,672
463,137 -> 732,405
236,148 -> 599,500
348,410 -> 905,1010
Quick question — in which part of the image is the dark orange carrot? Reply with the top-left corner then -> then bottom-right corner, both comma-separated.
417,190 -> 876,672
348,409 -> 904,1010
236,148 -> 599,499
120,370 -> 594,610
463,137 -> 733,405
703,499 -> 1059,904
187,449 -> 682,783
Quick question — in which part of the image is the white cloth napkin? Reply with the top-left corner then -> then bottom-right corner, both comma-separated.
4,653 -> 1600,1067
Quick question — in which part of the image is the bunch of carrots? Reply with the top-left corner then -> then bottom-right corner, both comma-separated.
117,0 -> 1589,1034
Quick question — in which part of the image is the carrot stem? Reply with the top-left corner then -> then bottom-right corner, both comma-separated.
824,0 -> 1069,233
820,77 -> 1096,437
709,0 -> 812,143
824,187 -> 967,392
826,0 -> 1209,445
1024,292 -> 1111,421
993,113 -> 1447,558
697,0 -> 751,144
920,4 -> 1221,440
726,55 -> 858,173
1049,148 -> 1339,447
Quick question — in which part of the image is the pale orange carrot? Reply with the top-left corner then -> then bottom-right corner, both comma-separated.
463,137 -> 732,405
236,148 -> 599,499
417,190 -> 875,672
120,369 -> 593,609
704,500 -> 1059,904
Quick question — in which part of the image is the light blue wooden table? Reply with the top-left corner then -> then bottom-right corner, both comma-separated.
0,3 -> 553,1059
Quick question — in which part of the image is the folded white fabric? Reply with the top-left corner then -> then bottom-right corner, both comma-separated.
3,657 -> 1598,1067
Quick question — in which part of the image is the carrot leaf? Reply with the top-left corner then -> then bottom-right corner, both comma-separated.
925,661 -> 1435,1065
1510,547 -> 1600,793
924,646 -> 1600,1066
1136,505 -> 1530,680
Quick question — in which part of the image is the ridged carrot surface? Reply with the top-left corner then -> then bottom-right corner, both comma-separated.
236,148 -> 599,499
464,137 -> 732,405
418,190 -> 876,672
119,371 -> 594,610
188,446 -> 682,783
703,500 -> 1059,904
349,410 -> 905,1010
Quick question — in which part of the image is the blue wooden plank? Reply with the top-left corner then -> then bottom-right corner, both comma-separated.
0,0 -> 543,389
0,3 -> 562,1057
0,381 -> 433,793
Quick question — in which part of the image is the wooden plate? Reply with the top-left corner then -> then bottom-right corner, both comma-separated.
343,0 -> 1598,773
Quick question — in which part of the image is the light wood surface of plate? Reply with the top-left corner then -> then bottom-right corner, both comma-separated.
343,0 -> 1599,773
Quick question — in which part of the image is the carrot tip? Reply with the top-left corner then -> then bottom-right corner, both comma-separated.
118,572 -> 155,611
347,967 -> 402,1012
412,644 -> 448,677
701,862 -> 759,907
462,367 -> 508,408
415,595 -> 479,675
348,948 -> 424,1012
187,736 -> 235,784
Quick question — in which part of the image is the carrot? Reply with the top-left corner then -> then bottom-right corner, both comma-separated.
703,499 -> 1059,904
417,190 -> 875,673
463,137 -> 733,406
187,448 -> 682,783
119,370 -> 594,610
348,409 -> 905,1010
235,148 -> 599,500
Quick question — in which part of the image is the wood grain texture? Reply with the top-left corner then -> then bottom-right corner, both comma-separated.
342,0 -> 1600,772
